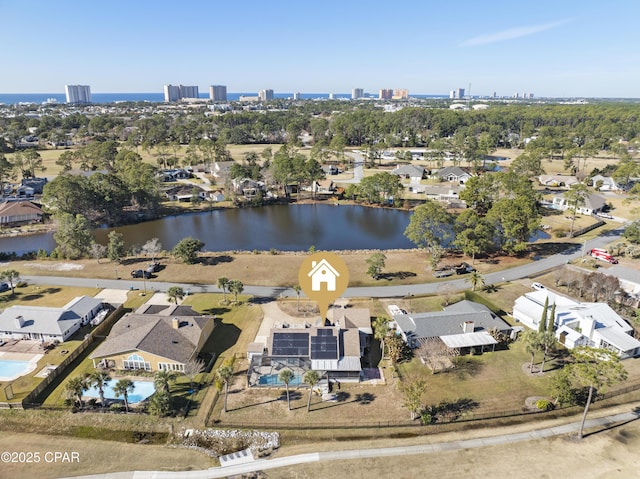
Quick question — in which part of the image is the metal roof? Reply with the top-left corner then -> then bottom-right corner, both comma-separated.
441,331 -> 498,349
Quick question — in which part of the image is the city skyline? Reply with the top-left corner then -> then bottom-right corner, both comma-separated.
1,0 -> 639,98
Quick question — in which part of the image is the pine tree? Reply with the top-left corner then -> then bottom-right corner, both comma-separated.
548,303 -> 556,331
539,296 -> 549,332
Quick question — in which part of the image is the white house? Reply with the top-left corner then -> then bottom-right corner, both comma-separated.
513,290 -> 640,358
591,175 -> 619,191
538,175 -> 579,188
551,193 -> 606,215
391,165 -> 425,182
435,166 -> 473,184
0,296 -> 104,342
308,259 -> 339,291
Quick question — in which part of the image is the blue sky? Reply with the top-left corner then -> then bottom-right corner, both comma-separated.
1,0 -> 639,97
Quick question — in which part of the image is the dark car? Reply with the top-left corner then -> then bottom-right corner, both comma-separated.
0,282 -> 9,293
131,269 -> 151,279
147,262 -> 160,272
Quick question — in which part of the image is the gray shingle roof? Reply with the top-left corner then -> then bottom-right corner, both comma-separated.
394,300 -> 510,340
90,310 -> 212,364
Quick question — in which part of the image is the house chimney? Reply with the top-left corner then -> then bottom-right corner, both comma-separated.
462,321 -> 475,334
171,318 -> 180,329
15,316 -> 24,328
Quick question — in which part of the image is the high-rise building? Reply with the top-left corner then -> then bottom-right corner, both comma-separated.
65,85 -> 91,104
258,89 -> 274,101
392,89 -> 408,100
328,93 -> 335,100
450,88 -> 465,99
293,92 -> 302,100
352,88 -> 364,99
379,89 -> 393,100
209,85 -> 227,101
164,84 -> 199,102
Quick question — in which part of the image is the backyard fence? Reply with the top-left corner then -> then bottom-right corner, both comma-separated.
9,305 -> 126,409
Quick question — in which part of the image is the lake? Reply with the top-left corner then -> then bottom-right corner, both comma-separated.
0,204 -> 416,254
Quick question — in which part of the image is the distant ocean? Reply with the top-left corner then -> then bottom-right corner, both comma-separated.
0,92 -> 446,105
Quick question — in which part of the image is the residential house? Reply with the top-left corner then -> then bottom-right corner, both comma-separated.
597,265 -> 640,305
591,175 -> 619,191
551,193 -> 606,215
20,177 -> 47,194
232,178 -> 265,199
248,308 -> 371,385
393,300 -> 511,353
513,290 -> 640,359
0,200 -> 43,226
162,168 -> 191,182
391,165 -> 425,182
421,185 -> 462,203
90,304 -> 215,372
165,184 -> 208,202
212,161 -> 235,179
538,175 -> 579,188
0,296 -> 104,342
304,179 -> 335,195
435,166 -> 472,184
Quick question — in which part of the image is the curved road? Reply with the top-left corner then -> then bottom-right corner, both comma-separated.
60,407 -> 640,479
23,226 -> 625,299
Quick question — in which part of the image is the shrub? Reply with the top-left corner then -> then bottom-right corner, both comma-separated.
269,248 -> 279,255
536,399 -> 555,411
420,411 -> 432,425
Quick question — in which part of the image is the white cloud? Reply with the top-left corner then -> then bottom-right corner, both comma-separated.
461,20 -> 569,46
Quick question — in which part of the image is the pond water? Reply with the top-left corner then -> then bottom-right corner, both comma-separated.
0,204 -> 415,254
0,203 -> 550,255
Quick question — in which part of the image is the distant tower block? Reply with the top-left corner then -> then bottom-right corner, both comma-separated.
209,85 -> 227,101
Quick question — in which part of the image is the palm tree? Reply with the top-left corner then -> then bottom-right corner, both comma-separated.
564,183 -> 590,237
467,270 -> 485,292
279,369 -> 295,411
87,370 -> 111,407
216,365 -> 234,413
0,269 -> 20,296
228,279 -> 244,303
523,330 -> 542,373
65,376 -> 87,408
303,370 -> 320,412
217,277 -> 229,302
166,286 -> 184,304
154,369 -> 176,393
113,379 -> 135,413
293,285 -> 302,312
538,330 -> 557,374
372,316 -> 390,360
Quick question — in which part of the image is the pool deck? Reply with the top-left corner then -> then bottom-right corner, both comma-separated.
0,351 -> 43,381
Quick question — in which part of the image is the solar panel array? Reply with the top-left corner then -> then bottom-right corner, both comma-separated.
272,332 -> 309,356
311,329 -> 338,360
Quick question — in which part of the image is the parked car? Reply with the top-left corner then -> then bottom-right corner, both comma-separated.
131,269 -> 151,279
597,212 -> 613,219
147,262 -> 160,273
0,282 -> 9,293
531,282 -> 546,290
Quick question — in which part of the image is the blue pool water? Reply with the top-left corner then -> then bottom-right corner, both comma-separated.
0,359 -> 31,378
258,374 -> 303,386
84,380 -> 156,403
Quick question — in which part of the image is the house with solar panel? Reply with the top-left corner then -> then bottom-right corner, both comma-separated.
247,308 -> 372,386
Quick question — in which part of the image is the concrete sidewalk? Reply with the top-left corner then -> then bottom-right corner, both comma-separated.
60,407 -> 640,479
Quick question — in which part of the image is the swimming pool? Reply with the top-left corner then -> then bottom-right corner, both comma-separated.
84,380 -> 156,403
0,359 -> 34,381
257,374 -> 303,386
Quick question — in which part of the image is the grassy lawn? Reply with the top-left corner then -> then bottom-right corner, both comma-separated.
0,284 -> 98,307
9,246 -> 549,289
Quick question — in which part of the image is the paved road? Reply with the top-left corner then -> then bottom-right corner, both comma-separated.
22,225 -> 625,300
60,407 -> 640,479
337,152 -> 365,184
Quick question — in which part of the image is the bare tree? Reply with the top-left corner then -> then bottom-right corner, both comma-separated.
142,237 -> 163,262
183,357 -> 206,391
417,337 -> 459,374
89,243 -> 107,263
